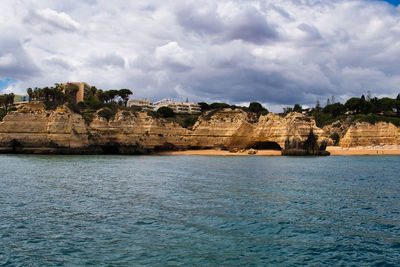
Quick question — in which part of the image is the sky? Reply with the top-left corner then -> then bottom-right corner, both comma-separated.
1,0 -> 400,111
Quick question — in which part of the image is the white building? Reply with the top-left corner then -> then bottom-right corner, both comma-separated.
127,99 -> 154,110
153,99 -> 201,114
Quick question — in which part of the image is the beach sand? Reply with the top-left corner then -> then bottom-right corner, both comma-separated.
158,146 -> 400,156
158,149 -> 281,156
326,146 -> 400,155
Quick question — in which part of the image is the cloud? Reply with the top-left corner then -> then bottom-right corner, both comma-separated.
2,0 -> 400,112
24,8 -> 79,33
176,4 -> 224,35
45,57 -> 74,71
86,53 -> 125,69
155,42 -> 193,72
0,37 -> 41,79
175,3 -> 278,44
223,6 -> 278,44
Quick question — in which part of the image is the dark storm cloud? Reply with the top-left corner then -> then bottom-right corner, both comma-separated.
0,37 -> 41,79
176,4 -> 278,44
176,5 -> 224,35
177,67 -> 324,105
224,7 -> 278,44
3,0 -> 400,109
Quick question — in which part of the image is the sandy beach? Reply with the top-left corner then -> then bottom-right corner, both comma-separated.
326,146 -> 400,155
158,146 -> 400,156
158,149 -> 282,156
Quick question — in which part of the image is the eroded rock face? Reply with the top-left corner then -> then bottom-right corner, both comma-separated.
0,105 -> 329,155
339,122 -> 400,147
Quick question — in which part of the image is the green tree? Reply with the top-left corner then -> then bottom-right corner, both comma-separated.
198,102 -> 210,112
330,133 -> 340,146
209,102 -> 230,109
248,102 -> 263,113
97,107 -> 115,121
104,89 -> 119,103
396,93 -> 400,116
283,106 -> 293,115
378,97 -> 396,113
345,97 -> 362,113
157,106 -> 174,118
293,103 -> 302,113
27,88 -> 33,102
118,89 -> 133,107
323,103 -> 346,118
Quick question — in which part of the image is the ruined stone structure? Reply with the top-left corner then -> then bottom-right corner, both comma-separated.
62,82 -> 90,103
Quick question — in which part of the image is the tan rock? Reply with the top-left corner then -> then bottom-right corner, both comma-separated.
0,104 -> 329,155
340,122 -> 400,147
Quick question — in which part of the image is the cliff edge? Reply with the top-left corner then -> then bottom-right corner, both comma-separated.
0,104 -> 329,155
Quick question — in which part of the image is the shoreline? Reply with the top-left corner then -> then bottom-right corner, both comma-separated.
326,145 -> 400,156
157,146 -> 400,156
157,149 -> 282,156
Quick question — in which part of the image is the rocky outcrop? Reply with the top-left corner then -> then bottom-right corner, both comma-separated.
339,122 -> 400,147
322,119 -> 400,147
0,104 -> 330,155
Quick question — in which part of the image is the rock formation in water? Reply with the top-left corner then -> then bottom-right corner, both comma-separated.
0,104 -> 330,155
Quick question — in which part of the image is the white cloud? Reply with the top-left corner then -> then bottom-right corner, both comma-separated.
155,42 -> 193,72
25,8 -> 79,33
0,54 -> 17,67
1,0 -> 400,112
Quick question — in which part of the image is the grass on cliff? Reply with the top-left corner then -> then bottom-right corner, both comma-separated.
0,107 -> 17,122
350,114 -> 400,126
0,109 -> 7,121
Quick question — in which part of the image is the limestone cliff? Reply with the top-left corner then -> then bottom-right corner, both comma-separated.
0,104 -> 329,155
323,120 -> 400,147
339,122 -> 400,147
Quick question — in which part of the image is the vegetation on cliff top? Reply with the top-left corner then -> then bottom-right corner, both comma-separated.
3,82 -> 400,130
285,93 -> 400,127
0,93 -> 16,121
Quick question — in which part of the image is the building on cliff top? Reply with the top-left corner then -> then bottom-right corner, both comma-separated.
13,95 -> 30,104
153,99 -> 201,114
127,99 -> 154,110
60,82 -> 91,103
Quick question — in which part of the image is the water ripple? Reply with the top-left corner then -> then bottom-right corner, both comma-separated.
0,155 -> 399,266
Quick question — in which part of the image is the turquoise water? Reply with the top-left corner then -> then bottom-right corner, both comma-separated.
0,155 -> 399,266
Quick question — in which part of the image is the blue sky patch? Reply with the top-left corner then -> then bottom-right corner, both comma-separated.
377,0 -> 400,5
0,78 -> 17,93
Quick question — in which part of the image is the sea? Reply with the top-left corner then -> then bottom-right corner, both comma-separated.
0,154 -> 399,266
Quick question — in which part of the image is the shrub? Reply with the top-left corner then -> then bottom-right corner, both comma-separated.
351,114 -> 400,127
82,110 -> 95,125
323,103 -> 346,118
330,133 -> 340,146
68,103 -> 81,114
209,102 -> 230,109
258,110 -> 269,116
249,102 -> 263,113
0,109 -> 7,121
122,111 -> 131,117
147,110 -> 159,118
182,116 -> 198,128
98,108 -> 116,121
157,106 -> 174,118
129,105 -> 142,112
198,102 -> 210,112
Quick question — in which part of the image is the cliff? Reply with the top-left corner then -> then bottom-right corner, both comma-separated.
339,122 -> 400,147
323,120 -> 400,147
0,104 -> 329,155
